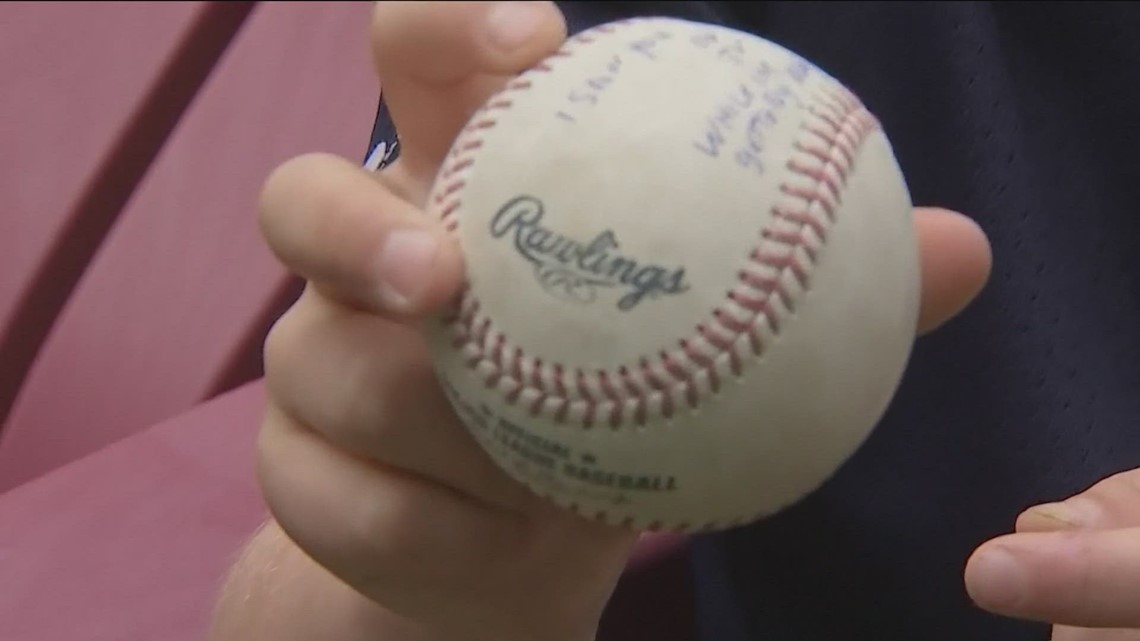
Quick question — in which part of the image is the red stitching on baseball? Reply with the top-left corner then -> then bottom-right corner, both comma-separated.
428,18 -> 881,532
441,86 -> 876,422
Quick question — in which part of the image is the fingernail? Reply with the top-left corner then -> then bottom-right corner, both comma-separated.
485,1 -> 547,51
377,228 -> 438,310
1024,498 -> 1101,530
968,546 -> 1028,610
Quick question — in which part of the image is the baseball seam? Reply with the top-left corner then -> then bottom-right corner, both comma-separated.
429,20 -> 880,532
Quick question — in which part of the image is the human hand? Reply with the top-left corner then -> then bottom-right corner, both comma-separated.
966,468 -> 1140,641
253,2 -> 993,640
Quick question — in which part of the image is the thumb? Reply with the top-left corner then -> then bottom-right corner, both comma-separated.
964,527 -> 1140,629
371,1 -> 568,182
965,471 -> 1140,628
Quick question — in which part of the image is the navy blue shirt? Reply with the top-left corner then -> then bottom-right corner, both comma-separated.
368,3 -> 1140,639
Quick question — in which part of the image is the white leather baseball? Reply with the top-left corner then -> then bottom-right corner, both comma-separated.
424,17 -> 921,532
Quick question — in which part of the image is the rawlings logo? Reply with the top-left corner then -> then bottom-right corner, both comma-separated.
489,195 -> 690,311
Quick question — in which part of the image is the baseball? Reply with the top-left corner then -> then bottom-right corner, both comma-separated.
423,17 -> 921,532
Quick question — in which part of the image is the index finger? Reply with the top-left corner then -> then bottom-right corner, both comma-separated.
259,153 -> 464,317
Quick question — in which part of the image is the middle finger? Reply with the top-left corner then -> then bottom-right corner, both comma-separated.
264,288 -> 537,512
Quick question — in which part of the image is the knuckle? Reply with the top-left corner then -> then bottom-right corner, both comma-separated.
253,406 -> 293,523
264,304 -> 404,458
258,154 -> 325,221
262,305 -> 303,390
325,329 -> 429,459
342,485 -> 427,583
258,153 -> 338,259
337,365 -> 394,449
261,295 -> 333,414
353,483 -> 416,544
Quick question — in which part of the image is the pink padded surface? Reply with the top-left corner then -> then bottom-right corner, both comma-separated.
0,379 -> 692,641
0,381 -> 267,641
0,0 -> 199,332
0,0 -> 378,491
0,1 -> 250,426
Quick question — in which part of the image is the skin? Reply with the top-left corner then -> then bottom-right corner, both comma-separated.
967,469 -> 1140,640
208,3 -> 1139,641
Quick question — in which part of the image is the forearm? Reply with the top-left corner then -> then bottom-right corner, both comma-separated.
208,519 -> 437,641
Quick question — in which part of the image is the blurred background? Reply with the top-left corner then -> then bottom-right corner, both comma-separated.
0,2 -> 377,639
